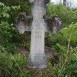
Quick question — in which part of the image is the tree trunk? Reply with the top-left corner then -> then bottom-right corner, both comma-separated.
63,0 -> 66,6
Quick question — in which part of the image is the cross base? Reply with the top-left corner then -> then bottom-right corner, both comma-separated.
27,54 -> 47,68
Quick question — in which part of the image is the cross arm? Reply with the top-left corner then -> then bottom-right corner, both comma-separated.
44,15 -> 62,34
13,12 -> 62,34
13,12 -> 33,34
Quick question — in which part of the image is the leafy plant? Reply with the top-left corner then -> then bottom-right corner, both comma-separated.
0,46 -> 31,77
49,23 -> 77,77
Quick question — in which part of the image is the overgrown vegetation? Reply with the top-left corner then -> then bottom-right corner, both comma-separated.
0,1 -> 77,77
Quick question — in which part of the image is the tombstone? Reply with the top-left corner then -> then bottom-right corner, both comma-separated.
14,0 -> 62,68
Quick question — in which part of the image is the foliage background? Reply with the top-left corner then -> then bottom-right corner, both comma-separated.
0,0 -> 77,77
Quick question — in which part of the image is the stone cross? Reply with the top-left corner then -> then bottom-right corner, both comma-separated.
14,0 -> 62,68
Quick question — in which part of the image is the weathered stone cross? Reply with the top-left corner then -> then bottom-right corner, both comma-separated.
14,0 -> 62,68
